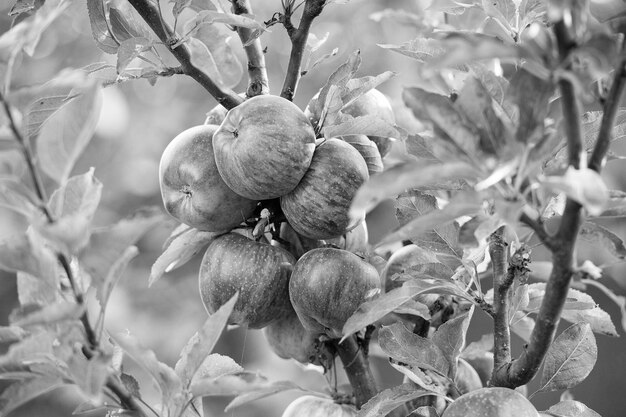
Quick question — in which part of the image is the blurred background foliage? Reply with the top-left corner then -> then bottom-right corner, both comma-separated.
0,0 -> 625,416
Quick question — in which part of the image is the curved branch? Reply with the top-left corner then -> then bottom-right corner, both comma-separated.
127,0 -> 243,109
281,0 -> 326,101
231,0 -> 269,97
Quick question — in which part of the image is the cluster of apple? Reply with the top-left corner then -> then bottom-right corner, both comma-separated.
158,90 -> 394,369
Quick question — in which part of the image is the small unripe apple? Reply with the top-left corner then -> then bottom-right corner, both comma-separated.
199,233 -> 295,328
281,138 -> 369,240
159,124 -> 257,232
282,396 -> 357,417
343,89 -> 395,157
454,358 -> 483,395
341,135 -> 383,176
289,247 -> 381,338
442,387 -> 539,417
212,95 -> 316,200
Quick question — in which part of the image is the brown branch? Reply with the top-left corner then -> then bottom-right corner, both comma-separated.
589,57 -> 626,172
231,0 -> 269,97
280,0 -> 326,101
491,17 -> 584,388
334,336 -> 378,409
519,212 -> 555,250
127,0 -> 243,109
489,227 -> 511,376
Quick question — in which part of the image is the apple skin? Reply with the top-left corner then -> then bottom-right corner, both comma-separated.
204,103 -> 228,126
212,95 -> 316,200
159,125 -> 258,232
289,247 -> 381,338
442,387 -> 539,417
343,89 -> 396,157
325,220 -> 369,253
280,138 -> 369,240
263,306 -> 332,366
282,396 -> 357,417
199,232 -> 295,328
341,135 -> 383,176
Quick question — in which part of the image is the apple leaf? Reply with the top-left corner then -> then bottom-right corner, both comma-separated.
98,246 -> 138,310
187,10 -> 266,40
357,383 -> 435,417
578,221 -> 626,259
80,207 -> 164,299
188,37 -> 223,85
537,323 -> 597,393
378,39 -> 448,65
508,284 -> 530,320
381,190 -> 481,248
404,134 -> 441,163
193,353 -> 243,382
24,94 -> 77,142
175,293 -> 238,388
116,37 -> 153,74
0,177 -> 40,220
379,323 -> 450,376
108,0 -> 155,42
0,229 -> 58,287
86,0 -> 119,54
0,326 -> 28,344
543,400 -> 601,417
65,350 -> 110,403
341,71 -> 396,110
150,226 -> 219,286
191,22 -> 244,89
0,376 -> 63,416
190,371 -> 301,399
458,213 -> 504,248
341,135 -> 384,174
224,380 -> 306,412
412,406 -> 441,417
598,204 -> 626,217
323,114 -> 405,140
432,306 -> 474,378
36,74 -> 103,183
11,301 -> 85,327
388,359 -> 450,394
510,311 -> 535,342
349,161 -> 477,221
113,332 -> 183,404
342,284 -> 430,339
542,168 -> 609,216
508,68 -> 553,144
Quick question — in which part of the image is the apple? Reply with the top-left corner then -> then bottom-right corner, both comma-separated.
212,95 -> 316,200
282,396 -> 357,417
159,124 -> 258,232
341,135 -> 383,176
263,306 -> 333,366
280,138 -> 369,240
199,232 -> 295,328
343,89 -> 396,157
462,351 -> 494,387
325,220 -> 369,253
204,93 -> 247,125
454,358 -> 483,395
442,387 -> 539,417
289,247 -> 381,338
279,222 -> 323,259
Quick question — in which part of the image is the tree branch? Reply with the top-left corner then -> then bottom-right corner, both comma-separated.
491,17 -> 584,388
127,0 -> 243,109
280,0 -> 326,101
0,93 -> 147,416
519,211 -> 555,250
231,0 -> 269,97
489,227 -> 511,375
589,57 -> 626,172
334,336 -> 378,409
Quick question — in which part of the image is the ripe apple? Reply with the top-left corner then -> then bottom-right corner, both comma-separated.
282,396 -> 357,417
325,220 -> 369,253
212,95 -> 316,200
199,232 -> 295,328
159,124 -> 258,232
442,387 -> 539,417
289,247 -> 381,338
263,306 -> 333,366
341,135 -> 383,176
343,89 -> 396,157
280,138 -> 369,240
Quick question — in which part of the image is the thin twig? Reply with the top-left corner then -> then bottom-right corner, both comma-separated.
519,211 -> 554,250
589,57 -> 626,172
280,0 -> 326,100
231,0 -> 269,97
127,0 -> 243,109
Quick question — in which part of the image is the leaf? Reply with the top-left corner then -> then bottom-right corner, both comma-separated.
0,177 -> 40,219
112,332 -> 182,404
381,191 -> 481,247
120,373 -> 141,398
403,87 -> 481,157
188,10 -> 267,39
342,71 -> 396,109
404,134 -> 440,163
0,326 -> 28,344
190,22 -> 243,89
187,37 -> 223,85
509,68 -> 555,144
0,376 -> 63,416
342,285 -> 430,339
108,0 -> 156,42
190,371 -> 300,398
116,37 -> 153,74
357,383 -> 434,417
542,168 -> 609,216
388,360 -> 450,395
98,246 -> 138,309
9,0 -> 44,17
378,39 -> 448,65
37,168 -> 103,253
342,135 -> 384,175
24,94 -> 77,141
193,354 -> 243,381
0,229 -> 58,286
224,380 -> 304,411
537,323 -> 597,393
349,161 -> 477,221
432,306 -> 474,378
150,227 -> 219,286
80,207 -> 164,293
66,353 -> 110,403
12,301 -> 85,327
578,221 -> 626,259
175,293 -> 238,388
173,0 -> 194,18
323,115 -> 405,140
86,0 -> 119,54
510,311 -> 535,342
36,74 -> 103,183
544,400 -> 601,417
378,323 -> 450,376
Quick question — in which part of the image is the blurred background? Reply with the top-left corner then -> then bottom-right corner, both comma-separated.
1,0 -> 625,416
